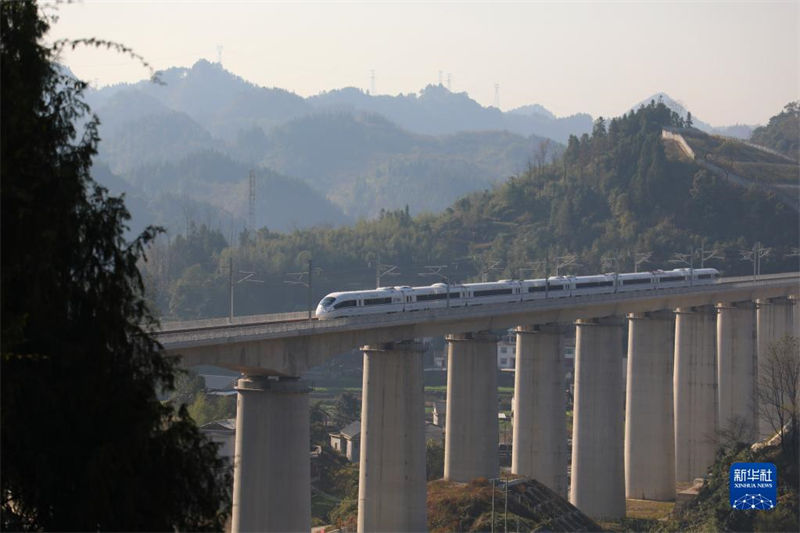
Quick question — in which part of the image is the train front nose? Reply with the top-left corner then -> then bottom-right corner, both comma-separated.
316,296 -> 336,318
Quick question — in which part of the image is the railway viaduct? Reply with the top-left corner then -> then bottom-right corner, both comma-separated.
155,272 -> 799,532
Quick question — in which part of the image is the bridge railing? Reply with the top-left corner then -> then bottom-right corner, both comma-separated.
157,311 -> 311,332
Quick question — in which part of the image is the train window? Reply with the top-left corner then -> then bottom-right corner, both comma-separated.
474,288 -> 513,297
698,274 -> 714,280
448,292 -> 461,299
416,293 -> 448,301
333,299 -> 357,309
660,276 -> 684,282
321,297 -> 336,307
528,284 -> 564,293
364,297 -> 392,306
622,278 -> 651,285
575,281 -> 613,289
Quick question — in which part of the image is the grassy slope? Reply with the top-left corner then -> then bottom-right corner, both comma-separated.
681,129 -> 799,186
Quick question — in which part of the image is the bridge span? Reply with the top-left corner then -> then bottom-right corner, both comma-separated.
154,273 -> 799,531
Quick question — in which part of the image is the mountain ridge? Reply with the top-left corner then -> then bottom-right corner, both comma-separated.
79,60 -> 767,237
630,92 -> 755,139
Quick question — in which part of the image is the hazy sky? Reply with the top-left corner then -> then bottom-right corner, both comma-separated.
49,1 -> 798,126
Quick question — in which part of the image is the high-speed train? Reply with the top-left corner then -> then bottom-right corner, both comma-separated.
315,268 -> 720,320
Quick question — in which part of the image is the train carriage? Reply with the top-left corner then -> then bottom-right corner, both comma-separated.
521,276 -> 572,300
461,280 -> 521,305
617,271 -> 656,292
402,283 -> 466,311
315,268 -> 720,319
315,287 -> 403,319
572,274 -> 616,296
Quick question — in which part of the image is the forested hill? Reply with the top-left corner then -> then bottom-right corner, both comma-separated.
144,102 -> 799,319
750,101 -> 800,160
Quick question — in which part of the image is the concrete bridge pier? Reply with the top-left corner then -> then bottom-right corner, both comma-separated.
625,312 -> 675,500
231,375 -> 310,533
756,297 -> 795,439
512,324 -> 566,497
444,331 -> 499,482
570,317 -> 625,520
673,306 -> 718,483
357,341 -> 426,532
717,301 -> 756,442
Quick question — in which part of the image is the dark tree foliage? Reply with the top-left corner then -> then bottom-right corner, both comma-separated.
331,392 -> 361,429
310,401 -> 331,446
426,439 -> 445,481
1,2 -> 230,530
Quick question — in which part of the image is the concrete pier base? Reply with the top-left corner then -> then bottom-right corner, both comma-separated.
444,331 -> 499,482
231,376 -> 310,533
756,298 -> 795,439
512,325 -> 566,497
625,312 -> 675,500
674,306 -> 718,483
717,301 -> 756,442
357,341 -> 426,533
570,318 -> 625,520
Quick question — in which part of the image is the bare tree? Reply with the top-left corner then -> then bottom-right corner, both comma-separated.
717,414 -> 757,450
757,336 -> 800,458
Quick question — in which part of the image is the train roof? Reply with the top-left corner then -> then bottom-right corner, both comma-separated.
321,288 -> 398,299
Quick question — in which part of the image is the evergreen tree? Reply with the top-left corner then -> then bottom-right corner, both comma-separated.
331,392 -> 361,429
1,1 -> 230,529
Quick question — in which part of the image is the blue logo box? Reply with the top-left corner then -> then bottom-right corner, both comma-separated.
730,462 -> 777,510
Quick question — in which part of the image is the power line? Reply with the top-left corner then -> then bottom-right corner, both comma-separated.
284,259 -> 322,320
740,242 -> 770,279
554,254 -> 578,276
228,256 -> 264,322
375,261 -> 400,288
479,259 -> 503,282
631,250 -> 652,272
698,244 -> 722,268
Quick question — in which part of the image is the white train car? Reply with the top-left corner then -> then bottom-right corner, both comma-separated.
461,280 -> 522,305
655,268 -> 719,288
403,283 -> 467,311
315,268 -> 720,319
572,274 -> 617,296
617,271 -> 655,292
685,267 -> 719,285
521,276 -> 572,300
315,287 -> 404,318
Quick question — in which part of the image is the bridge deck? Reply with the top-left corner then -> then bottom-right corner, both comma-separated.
153,273 -> 799,375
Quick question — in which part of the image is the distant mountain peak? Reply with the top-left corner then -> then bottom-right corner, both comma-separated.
633,92 -> 690,117
509,104 -> 556,120
629,92 -> 724,133
418,84 -> 473,103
